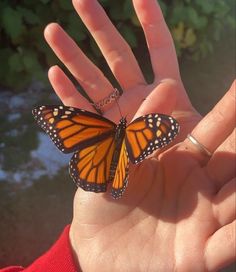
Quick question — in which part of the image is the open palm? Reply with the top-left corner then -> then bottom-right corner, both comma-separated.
44,0 -> 235,271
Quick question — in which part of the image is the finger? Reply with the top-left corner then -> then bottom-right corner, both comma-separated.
133,79 -> 177,119
44,23 -> 113,103
48,65 -> 94,111
205,220 -> 236,271
182,80 -> 236,163
104,79 -> 177,124
72,0 -> 145,90
206,129 -> 236,187
133,0 -> 180,80
212,178 -> 236,227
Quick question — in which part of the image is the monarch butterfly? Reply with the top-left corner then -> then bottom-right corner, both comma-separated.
32,105 -> 179,199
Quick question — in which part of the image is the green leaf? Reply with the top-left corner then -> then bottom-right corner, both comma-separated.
40,0 -> 51,4
99,0 -> 110,6
191,15 -> 208,30
0,48 -> 12,82
186,7 -> 199,26
119,25 -> 137,48
35,4 -> 53,24
22,51 -> 40,71
184,28 -> 197,47
67,14 -> 87,42
169,5 -> 187,26
90,39 -> 102,58
186,7 -> 207,29
131,15 -> 140,27
8,53 -> 24,72
226,16 -> 236,29
17,7 -> 40,25
123,0 -> 135,20
158,0 -> 167,17
34,69 -> 47,82
109,2 -> 125,20
2,7 -> 24,39
212,20 -> 223,41
58,0 -> 73,11
195,0 -> 214,14
213,1 -> 230,17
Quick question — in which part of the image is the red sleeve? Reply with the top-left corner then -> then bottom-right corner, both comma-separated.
0,225 -> 80,272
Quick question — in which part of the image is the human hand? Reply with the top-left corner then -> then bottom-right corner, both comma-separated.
44,0 -> 200,139
68,81 -> 235,272
43,0 -> 235,271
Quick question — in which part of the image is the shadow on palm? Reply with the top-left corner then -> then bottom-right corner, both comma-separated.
73,146 -> 233,253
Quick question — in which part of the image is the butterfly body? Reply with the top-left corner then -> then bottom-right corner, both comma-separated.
108,117 -> 127,182
32,105 -> 179,199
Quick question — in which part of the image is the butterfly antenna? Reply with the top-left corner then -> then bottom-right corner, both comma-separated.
115,98 -> 123,118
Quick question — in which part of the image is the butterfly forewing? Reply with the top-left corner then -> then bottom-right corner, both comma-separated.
125,113 -> 179,164
32,105 -> 116,153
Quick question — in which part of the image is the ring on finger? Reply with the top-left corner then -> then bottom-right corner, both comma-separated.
187,134 -> 212,157
93,88 -> 121,114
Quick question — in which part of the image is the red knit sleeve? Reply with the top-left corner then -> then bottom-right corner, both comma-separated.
0,267 -> 24,272
0,225 -> 80,272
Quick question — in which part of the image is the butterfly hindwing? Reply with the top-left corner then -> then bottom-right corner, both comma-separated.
32,105 -> 116,153
111,140 -> 129,199
125,113 -> 179,164
69,136 -> 116,193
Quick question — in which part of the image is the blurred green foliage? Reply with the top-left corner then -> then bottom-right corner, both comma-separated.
0,0 -> 235,91
0,113 -> 38,171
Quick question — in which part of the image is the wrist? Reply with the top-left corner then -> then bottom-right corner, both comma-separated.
69,223 -> 81,267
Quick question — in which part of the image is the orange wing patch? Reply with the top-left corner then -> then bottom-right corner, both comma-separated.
72,115 -> 113,128
56,120 -> 73,129
125,113 -> 179,164
111,140 -> 129,199
56,115 -> 114,150
32,105 -> 116,153
69,136 -> 115,192
125,119 -> 153,159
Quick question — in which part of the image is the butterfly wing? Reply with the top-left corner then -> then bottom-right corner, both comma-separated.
69,135 -> 116,193
32,105 -> 116,153
32,105 -> 179,197
125,113 -> 179,164
111,140 -> 129,199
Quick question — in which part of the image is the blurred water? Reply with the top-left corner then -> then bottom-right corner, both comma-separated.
0,86 -> 66,187
31,133 -> 70,178
0,132 -> 70,185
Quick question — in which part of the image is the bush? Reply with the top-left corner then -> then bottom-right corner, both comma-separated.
0,0 -> 235,91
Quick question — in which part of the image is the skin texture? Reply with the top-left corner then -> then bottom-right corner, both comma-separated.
44,0 -> 236,271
